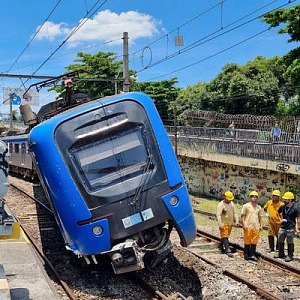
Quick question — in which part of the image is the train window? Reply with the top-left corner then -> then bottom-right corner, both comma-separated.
14,143 -> 20,153
70,127 -> 149,192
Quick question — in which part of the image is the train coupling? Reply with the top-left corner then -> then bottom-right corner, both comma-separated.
103,239 -> 145,274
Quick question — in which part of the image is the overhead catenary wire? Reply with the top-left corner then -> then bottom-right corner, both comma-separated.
147,28 -> 271,81
131,1 -> 223,57
132,0 -> 296,80
18,0 -> 109,89
4,37 -> 123,75
4,0 -> 63,74
0,0 -> 112,112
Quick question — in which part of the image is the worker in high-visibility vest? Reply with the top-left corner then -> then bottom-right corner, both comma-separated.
241,191 -> 264,261
263,190 -> 284,252
216,190 -> 239,257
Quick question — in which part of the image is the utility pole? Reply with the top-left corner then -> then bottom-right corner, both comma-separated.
122,32 -> 130,93
9,93 -> 13,129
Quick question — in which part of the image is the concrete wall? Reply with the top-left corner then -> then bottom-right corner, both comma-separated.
177,150 -> 300,205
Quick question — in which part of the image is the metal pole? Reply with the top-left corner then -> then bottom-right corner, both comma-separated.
174,106 -> 178,156
9,93 -> 13,129
122,32 -> 130,93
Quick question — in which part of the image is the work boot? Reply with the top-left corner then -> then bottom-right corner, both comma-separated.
223,238 -> 233,257
274,242 -> 285,258
250,244 -> 258,262
244,245 -> 251,260
267,236 -> 275,252
285,244 -> 294,262
219,238 -> 226,254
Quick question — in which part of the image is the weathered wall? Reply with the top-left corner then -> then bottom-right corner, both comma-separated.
178,155 -> 300,205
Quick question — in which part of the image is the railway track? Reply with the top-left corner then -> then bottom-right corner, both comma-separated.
176,229 -> 300,300
5,177 -> 198,300
7,175 -> 300,300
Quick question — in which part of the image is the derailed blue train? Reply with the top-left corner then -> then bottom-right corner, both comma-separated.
26,91 -> 196,273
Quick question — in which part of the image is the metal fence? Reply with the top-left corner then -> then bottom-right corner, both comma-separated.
165,126 -> 300,164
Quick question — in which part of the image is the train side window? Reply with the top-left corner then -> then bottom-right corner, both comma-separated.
21,143 -> 27,152
14,143 -> 20,153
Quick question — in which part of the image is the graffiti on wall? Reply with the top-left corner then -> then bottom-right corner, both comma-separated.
179,157 -> 300,204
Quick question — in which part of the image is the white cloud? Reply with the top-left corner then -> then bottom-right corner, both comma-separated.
35,21 -> 70,41
35,10 -> 160,46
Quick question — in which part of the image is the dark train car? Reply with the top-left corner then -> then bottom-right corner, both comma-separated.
0,140 -> 20,239
2,134 -> 35,179
0,140 -> 9,199
28,91 -> 196,274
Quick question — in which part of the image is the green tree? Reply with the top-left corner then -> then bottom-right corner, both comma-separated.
202,58 -> 280,115
131,78 -> 181,124
262,4 -> 300,42
170,82 -> 207,117
262,4 -> 300,95
57,52 -> 125,98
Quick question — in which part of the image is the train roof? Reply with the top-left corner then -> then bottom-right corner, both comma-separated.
1,134 -> 29,143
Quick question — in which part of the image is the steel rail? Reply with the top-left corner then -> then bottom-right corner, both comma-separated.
185,247 -> 282,300
9,182 -> 53,214
197,229 -> 300,276
3,196 -> 77,300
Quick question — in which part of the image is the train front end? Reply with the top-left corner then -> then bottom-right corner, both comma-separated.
29,92 -> 196,274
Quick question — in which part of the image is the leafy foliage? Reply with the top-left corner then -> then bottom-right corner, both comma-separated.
169,82 -> 207,119
131,78 -> 180,124
53,4 -> 300,122
54,52 -> 124,98
262,4 -> 300,42
262,4 -> 300,98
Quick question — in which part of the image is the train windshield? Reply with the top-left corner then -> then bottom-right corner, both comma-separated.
70,127 -> 149,192
55,98 -> 167,206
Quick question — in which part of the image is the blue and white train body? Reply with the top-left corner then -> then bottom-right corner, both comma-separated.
27,91 -> 196,273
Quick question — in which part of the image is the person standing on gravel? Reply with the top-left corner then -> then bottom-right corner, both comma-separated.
216,190 -> 239,257
241,191 -> 264,261
263,190 -> 284,252
274,191 -> 300,262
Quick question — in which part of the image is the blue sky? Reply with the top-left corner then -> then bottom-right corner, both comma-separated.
0,0 -> 299,114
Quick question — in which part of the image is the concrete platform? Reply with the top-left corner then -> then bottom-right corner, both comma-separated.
0,229 -> 60,300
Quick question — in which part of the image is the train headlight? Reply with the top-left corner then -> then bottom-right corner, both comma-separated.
92,225 -> 103,236
169,195 -> 179,206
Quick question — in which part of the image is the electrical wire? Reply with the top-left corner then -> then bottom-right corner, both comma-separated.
20,0 -> 109,87
133,0 -> 295,80
6,37 -> 122,74
147,28 -> 270,81
4,0 -> 63,74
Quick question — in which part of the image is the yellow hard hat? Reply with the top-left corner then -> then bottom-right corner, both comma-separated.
282,191 -> 294,200
224,191 -> 234,201
272,190 -> 281,197
249,190 -> 259,197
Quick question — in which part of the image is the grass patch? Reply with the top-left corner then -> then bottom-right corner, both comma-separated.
191,195 -> 245,214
